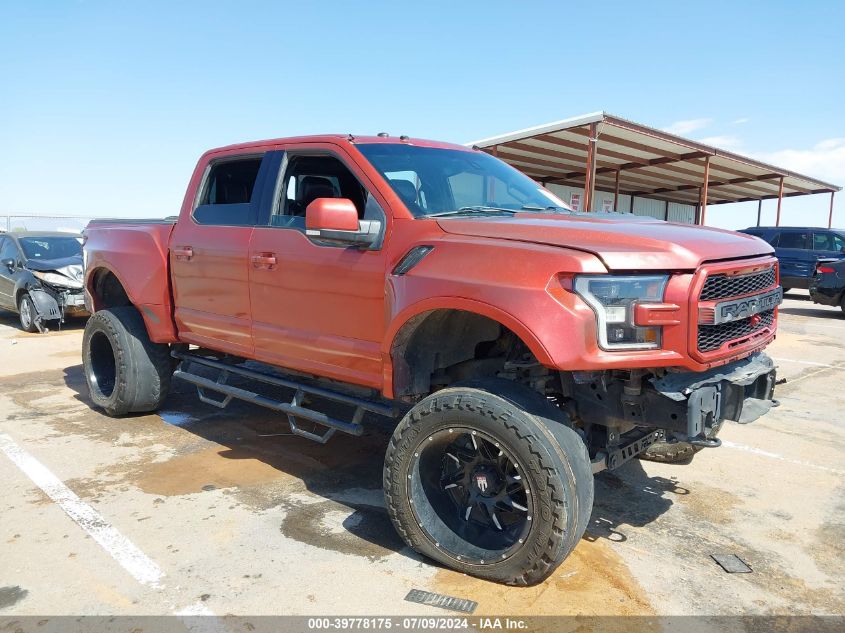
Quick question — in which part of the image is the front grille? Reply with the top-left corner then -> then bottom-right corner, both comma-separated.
697,310 -> 775,352
700,267 -> 777,301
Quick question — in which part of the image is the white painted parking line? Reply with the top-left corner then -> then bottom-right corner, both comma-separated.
0,432 -> 164,588
721,440 -> 845,476
175,602 -> 231,633
771,357 -> 845,369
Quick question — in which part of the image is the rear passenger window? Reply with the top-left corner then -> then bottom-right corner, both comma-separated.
776,232 -> 809,249
194,156 -> 263,226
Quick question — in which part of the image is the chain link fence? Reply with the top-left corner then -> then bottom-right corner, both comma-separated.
1,215 -> 99,233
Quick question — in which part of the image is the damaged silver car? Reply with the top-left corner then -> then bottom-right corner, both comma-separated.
0,231 -> 88,332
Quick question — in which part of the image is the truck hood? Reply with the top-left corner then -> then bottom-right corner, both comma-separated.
436,213 -> 774,271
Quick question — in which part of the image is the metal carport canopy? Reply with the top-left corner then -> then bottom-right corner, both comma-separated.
468,112 -> 841,226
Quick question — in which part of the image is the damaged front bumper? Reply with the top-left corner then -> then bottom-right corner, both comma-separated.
568,352 -> 778,469
27,286 -> 87,332
648,352 -> 777,444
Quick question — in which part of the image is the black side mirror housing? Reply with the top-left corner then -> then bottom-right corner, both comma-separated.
1,258 -> 15,272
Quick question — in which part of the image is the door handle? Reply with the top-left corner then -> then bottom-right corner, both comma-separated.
251,252 -> 277,269
173,246 -> 193,261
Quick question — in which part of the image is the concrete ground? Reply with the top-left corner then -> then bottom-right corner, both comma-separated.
0,291 -> 843,623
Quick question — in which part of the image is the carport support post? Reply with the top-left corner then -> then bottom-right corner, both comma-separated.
699,157 -> 710,225
756,200 -> 762,227
829,191 -> 836,228
775,177 -> 784,226
613,170 -> 620,211
583,122 -> 598,212
488,145 -> 499,203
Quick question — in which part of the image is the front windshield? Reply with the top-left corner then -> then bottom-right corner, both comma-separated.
19,236 -> 82,260
357,144 -> 571,217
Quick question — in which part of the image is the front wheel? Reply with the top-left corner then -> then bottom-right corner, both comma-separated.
384,380 -> 593,586
18,293 -> 39,333
82,307 -> 172,416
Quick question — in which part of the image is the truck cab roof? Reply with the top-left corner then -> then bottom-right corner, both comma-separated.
205,134 -> 472,157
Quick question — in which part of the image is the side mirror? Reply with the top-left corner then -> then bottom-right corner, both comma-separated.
305,198 -> 381,247
1,258 -> 15,272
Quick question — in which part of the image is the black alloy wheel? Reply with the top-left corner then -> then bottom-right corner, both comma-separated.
384,379 -> 594,585
411,427 -> 532,563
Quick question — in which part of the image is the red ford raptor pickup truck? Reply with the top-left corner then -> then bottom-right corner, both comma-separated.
82,134 -> 782,585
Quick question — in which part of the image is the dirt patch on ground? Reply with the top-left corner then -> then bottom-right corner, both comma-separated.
674,483 -> 743,526
50,349 -> 83,359
135,446 -> 296,496
431,538 -> 653,620
808,508 -> 845,582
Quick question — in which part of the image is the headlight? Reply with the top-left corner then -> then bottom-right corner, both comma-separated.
31,270 -> 84,290
574,275 -> 669,350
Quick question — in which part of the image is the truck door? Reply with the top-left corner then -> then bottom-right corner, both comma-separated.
169,152 -> 279,356
774,229 -> 812,286
248,147 -> 388,389
0,237 -> 20,309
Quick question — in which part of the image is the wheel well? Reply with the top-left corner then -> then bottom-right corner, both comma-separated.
390,309 -> 554,400
91,270 -> 132,310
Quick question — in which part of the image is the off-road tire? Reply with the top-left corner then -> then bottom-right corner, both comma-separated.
840,294 -> 845,314
18,293 -> 38,333
384,379 -> 593,586
82,307 -> 172,416
638,421 -> 723,464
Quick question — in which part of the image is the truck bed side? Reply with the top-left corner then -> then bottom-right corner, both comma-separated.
83,218 -> 178,343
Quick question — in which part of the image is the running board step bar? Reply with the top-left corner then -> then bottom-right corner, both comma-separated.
172,351 -> 398,444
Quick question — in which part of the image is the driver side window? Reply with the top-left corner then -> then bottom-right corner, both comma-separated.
270,154 -> 384,229
0,238 -> 19,264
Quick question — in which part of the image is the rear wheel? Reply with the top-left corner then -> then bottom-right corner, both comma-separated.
82,307 -> 172,416
18,293 -> 38,333
384,379 -> 593,586
840,295 -> 845,314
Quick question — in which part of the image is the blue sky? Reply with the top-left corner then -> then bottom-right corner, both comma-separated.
1,0 -> 843,229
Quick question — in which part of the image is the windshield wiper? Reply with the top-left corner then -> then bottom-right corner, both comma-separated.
519,204 -> 571,213
425,206 -> 518,218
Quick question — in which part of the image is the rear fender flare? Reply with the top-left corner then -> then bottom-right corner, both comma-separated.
86,264 -> 177,342
86,264 -> 138,310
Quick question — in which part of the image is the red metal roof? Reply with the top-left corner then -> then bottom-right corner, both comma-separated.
468,112 -> 841,207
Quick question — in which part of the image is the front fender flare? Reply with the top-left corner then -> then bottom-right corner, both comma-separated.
381,297 -> 555,399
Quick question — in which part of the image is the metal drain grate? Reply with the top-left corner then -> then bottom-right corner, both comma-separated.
405,589 -> 478,613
